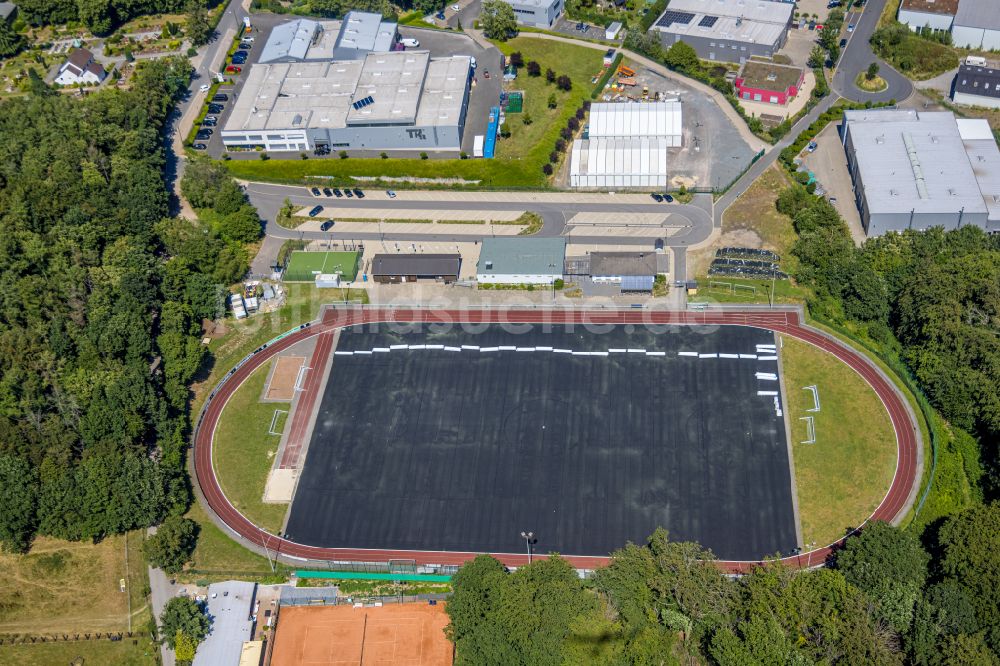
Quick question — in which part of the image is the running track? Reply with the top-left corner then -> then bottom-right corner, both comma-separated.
192,307 -> 920,573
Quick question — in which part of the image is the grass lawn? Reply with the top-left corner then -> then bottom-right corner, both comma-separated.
224,37 -> 602,189
212,363 -> 289,534
0,532 -> 148,635
781,335 -> 897,548
284,250 -> 360,282
0,639 -> 158,666
182,502 -> 292,582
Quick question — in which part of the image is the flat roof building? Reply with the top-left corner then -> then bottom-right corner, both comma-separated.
502,0 -> 564,28
221,52 -> 471,153
734,58 -> 804,105
590,251 -> 660,291
193,581 -> 256,666
842,108 -> 1000,236
333,11 -> 398,60
650,0 -> 793,63
571,102 -> 681,188
477,238 -> 567,284
370,254 -> 461,283
897,0 -> 958,32
259,19 -> 323,63
952,62 -> 1000,109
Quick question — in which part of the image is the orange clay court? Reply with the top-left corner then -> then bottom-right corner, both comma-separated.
265,356 -> 305,401
270,603 -> 453,666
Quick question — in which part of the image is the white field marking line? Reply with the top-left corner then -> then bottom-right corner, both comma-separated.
268,409 -> 289,435
326,346 -> 778,360
800,415 -> 816,444
757,355 -> 778,360
803,384 -> 821,412
757,390 -> 779,396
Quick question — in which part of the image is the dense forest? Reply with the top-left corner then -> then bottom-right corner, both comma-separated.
16,0 -> 215,36
0,58 -> 255,553
447,510 -> 1000,665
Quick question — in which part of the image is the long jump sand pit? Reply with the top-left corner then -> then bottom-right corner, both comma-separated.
265,356 -> 306,402
271,603 -> 453,666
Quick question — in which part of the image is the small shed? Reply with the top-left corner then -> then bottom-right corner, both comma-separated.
371,253 -> 461,283
605,21 -> 623,40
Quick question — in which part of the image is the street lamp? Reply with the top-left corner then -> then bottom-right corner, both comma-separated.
520,531 -> 534,564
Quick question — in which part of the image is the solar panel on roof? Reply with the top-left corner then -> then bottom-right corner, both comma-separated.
656,10 -> 695,27
699,15 -> 718,27
351,95 -> 375,110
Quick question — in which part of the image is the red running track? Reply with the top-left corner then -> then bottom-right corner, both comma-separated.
192,307 -> 920,573
278,331 -> 334,470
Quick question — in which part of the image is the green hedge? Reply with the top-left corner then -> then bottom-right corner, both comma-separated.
591,53 -> 623,99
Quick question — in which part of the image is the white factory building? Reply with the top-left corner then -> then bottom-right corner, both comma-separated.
842,109 -> 1000,236
569,102 -> 682,188
221,51 -> 472,153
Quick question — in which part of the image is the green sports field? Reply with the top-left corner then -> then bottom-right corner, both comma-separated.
284,251 -> 359,282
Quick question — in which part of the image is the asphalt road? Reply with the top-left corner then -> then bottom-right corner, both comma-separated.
832,0 -> 913,103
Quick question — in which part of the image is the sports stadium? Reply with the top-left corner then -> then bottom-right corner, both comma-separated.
193,307 -> 921,573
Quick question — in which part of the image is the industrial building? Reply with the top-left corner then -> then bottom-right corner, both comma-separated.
477,238 -> 567,284
952,62 -> 1000,109
650,0 -> 793,64
589,251 -> 661,292
570,102 -> 682,188
332,11 -> 398,60
259,18 -> 323,63
952,0 -> 1000,50
370,254 -> 461,283
192,581 -> 256,666
502,0 -> 564,28
897,0 -> 958,32
842,109 -> 1000,236
221,51 -> 472,153
734,58 -> 804,105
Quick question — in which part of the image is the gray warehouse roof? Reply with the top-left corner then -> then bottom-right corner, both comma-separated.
259,19 -> 321,63
478,238 -> 567,276
590,251 -> 659,277
954,0 -> 1000,30
371,253 -> 461,276
334,11 -> 398,59
652,0 -> 793,47
844,109 -> 1000,219
192,581 -> 255,666
955,64 -> 1000,100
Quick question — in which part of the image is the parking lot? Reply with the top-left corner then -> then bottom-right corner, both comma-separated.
799,122 -> 866,243
196,17 -> 499,159
621,65 -> 758,190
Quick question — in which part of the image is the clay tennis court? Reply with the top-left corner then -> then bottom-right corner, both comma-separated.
270,603 -> 453,666
265,356 -> 305,401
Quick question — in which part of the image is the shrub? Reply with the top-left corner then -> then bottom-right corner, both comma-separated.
300,152 -> 308,160
339,150 -> 348,159
380,152 -> 388,159
542,163 -> 553,175
461,151 -> 468,159
500,122 -> 511,138
260,152 -> 269,161
555,138 -> 566,152
556,75 -> 572,91
545,68 -> 556,83
420,151 -> 429,159
527,60 -> 541,76
575,107 -> 586,120
560,127 -> 572,140
509,51 -> 524,67
549,151 -> 558,163
547,93 -> 557,109
522,112 -> 533,125
567,117 -> 579,131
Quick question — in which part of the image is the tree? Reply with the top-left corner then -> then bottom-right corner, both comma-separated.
174,630 -> 197,663
521,112 -> 533,125
866,61 -> 881,81
480,0 -> 516,40
808,45 -> 827,69
526,60 -> 541,77
160,597 -> 210,649
509,51 -> 524,67
218,206 -> 261,244
77,0 -> 114,35
937,503 -> 1000,628
143,516 -> 198,574
556,75 -> 572,91
545,67 -> 555,83
542,163 -> 552,175
0,455 -> 38,552
0,21 -> 26,58
185,0 -> 212,47
835,521 -> 929,632
547,93 -> 557,109
664,41 -> 699,73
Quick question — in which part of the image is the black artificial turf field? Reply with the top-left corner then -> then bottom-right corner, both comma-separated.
284,324 -> 797,560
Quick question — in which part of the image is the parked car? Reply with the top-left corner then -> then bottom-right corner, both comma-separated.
344,189 -> 353,198
204,115 -> 218,123
225,65 -> 242,74
575,22 -> 586,31
308,205 -> 324,217
332,188 -> 343,197
208,103 -> 224,113
192,143 -> 208,150
435,11 -> 445,19
663,194 -> 674,203
400,38 -> 419,48
234,50 -> 248,58
650,193 -> 663,202
847,23 -> 855,32
353,189 -> 365,198
201,119 -> 217,127
231,57 -> 246,65
314,145 -> 330,156
212,93 -> 228,102
840,38 -> 847,47
310,187 -> 322,196
451,3 -> 461,10
199,83 -> 210,92
320,220 -> 335,231
322,187 -> 333,197
195,133 -> 212,141
807,141 -> 818,153
386,190 -> 397,198
470,56 -> 477,69
239,42 -> 253,49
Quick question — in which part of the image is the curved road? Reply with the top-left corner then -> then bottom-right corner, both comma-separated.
832,0 -> 913,103
192,307 -> 921,573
